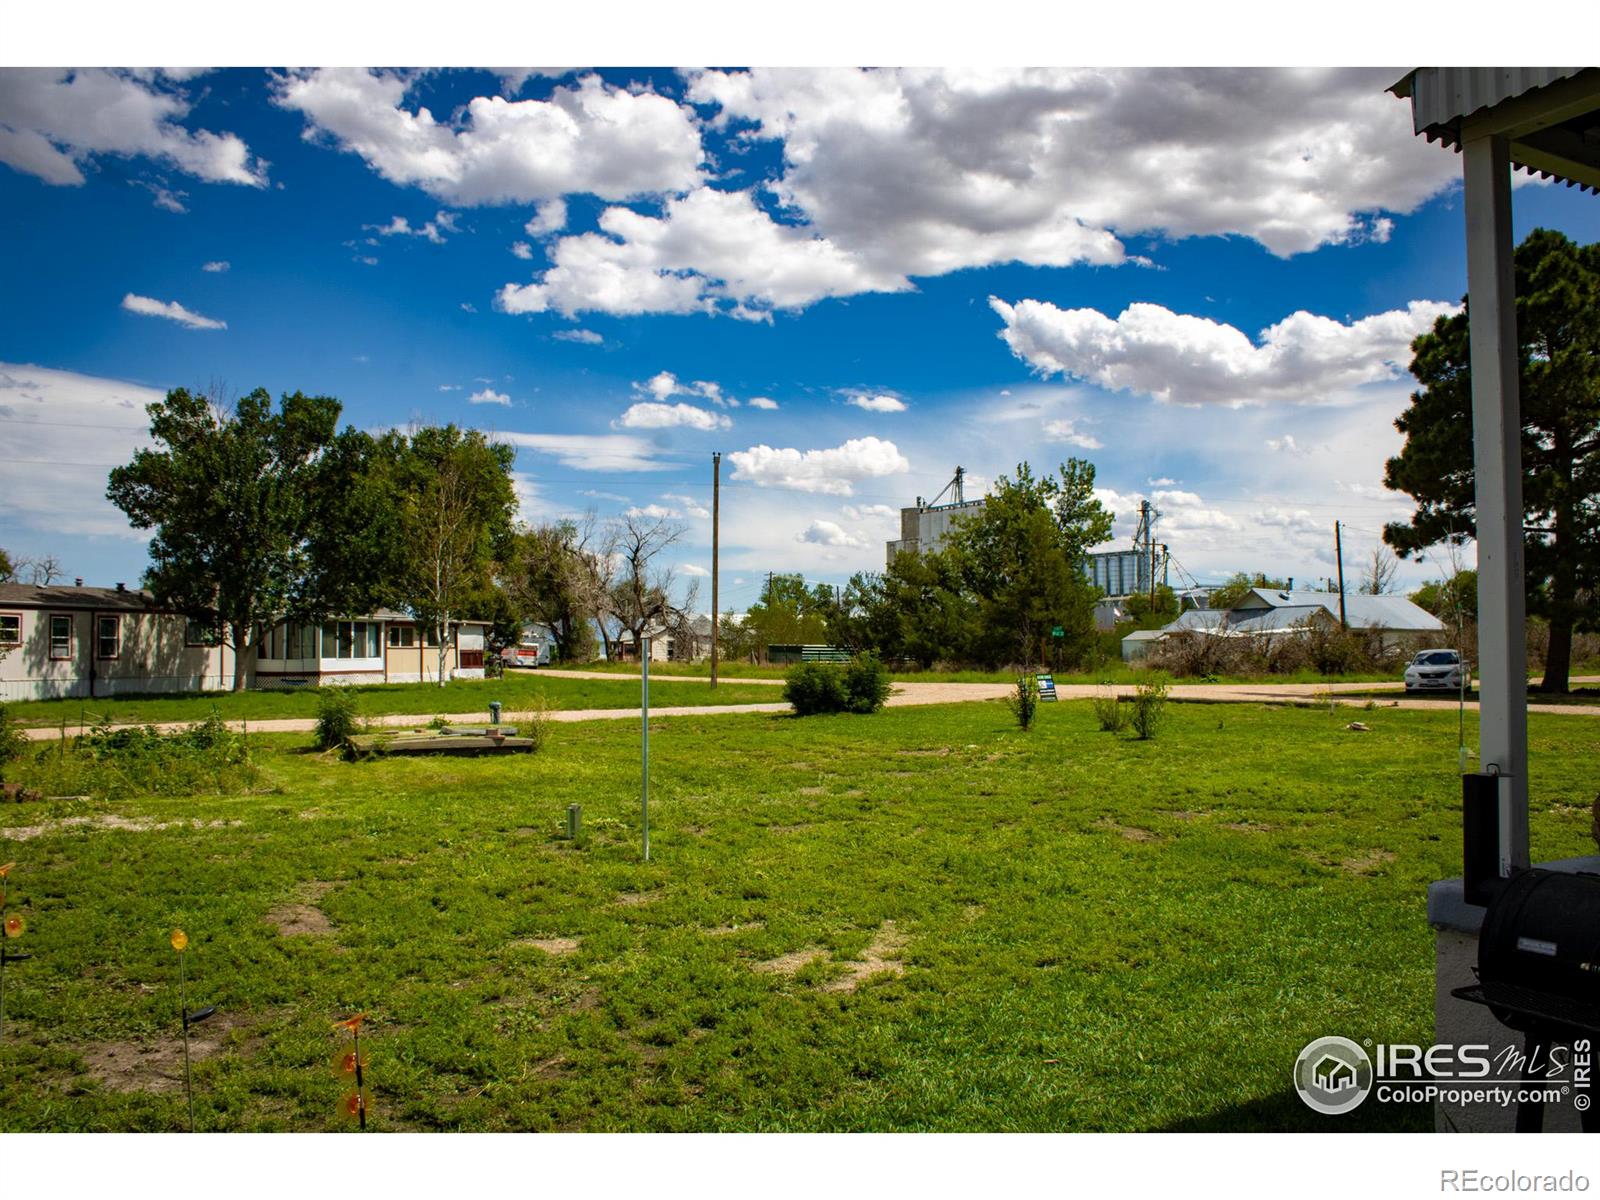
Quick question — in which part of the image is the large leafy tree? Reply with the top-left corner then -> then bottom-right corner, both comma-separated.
390,426 -> 518,686
106,387 -> 342,690
503,517 -> 607,663
738,573 -> 836,657
1207,572 -> 1290,612
946,460 -> 1112,669
1383,228 -> 1600,692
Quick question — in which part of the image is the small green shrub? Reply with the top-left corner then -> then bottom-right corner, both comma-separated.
509,697 -> 553,753
786,654 -> 893,716
843,653 -> 893,714
1007,674 -> 1039,730
10,711 -> 257,800
1092,685 -> 1129,733
0,704 -> 26,780
315,687 -> 362,751
1131,677 -> 1169,740
784,661 -> 849,716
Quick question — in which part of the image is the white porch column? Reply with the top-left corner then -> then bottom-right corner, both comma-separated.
1462,132 -> 1529,873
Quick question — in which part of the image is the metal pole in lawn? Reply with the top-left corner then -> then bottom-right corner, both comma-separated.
641,635 -> 650,862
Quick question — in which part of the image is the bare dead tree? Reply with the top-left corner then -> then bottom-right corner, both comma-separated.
12,554 -> 64,585
1360,542 -> 1400,595
605,513 -> 686,658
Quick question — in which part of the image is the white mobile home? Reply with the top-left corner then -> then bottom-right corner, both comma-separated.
0,583 -> 490,700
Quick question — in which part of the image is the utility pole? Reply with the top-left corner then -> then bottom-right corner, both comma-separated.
1334,521 -> 1348,629
710,451 -> 720,689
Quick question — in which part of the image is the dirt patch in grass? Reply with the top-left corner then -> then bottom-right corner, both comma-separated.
1220,820 -> 1274,833
1162,810 -> 1211,822
514,937 -> 579,955
796,786 -> 827,796
896,747 -> 952,757
753,947 -> 828,976
1340,849 -> 1397,875
1092,817 -> 1159,842
4,814 -> 239,842
767,823 -> 813,834
78,1009 -> 257,1093
614,891 -> 660,907
266,881 -> 340,936
821,921 -> 908,993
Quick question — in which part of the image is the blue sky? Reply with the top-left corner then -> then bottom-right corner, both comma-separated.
4,66 -> 1599,613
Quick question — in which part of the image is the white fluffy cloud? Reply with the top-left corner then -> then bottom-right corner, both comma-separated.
499,67 -> 1457,321
687,67 -> 1457,265
0,363 -> 159,536
201,260 -> 229,273
552,328 -> 602,345
845,393 -> 907,413
1041,417 -> 1103,449
729,436 -> 910,496
276,68 -> 1464,323
614,402 -> 730,432
273,69 -> 703,206
0,69 -> 264,187
796,520 -> 867,549
120,293 -> 226,331
841,503 -> 897,521
497,186 -> 908,319
525,198 -> 567,236
368,211 -> 456,244
635,371 -> 739,408
498,431 -> 672,472
680,563 -> 711,578
990,296 -> 1458,407
468,387 -> 510,406
661,492 -> 711,518
747,396 -> 779,410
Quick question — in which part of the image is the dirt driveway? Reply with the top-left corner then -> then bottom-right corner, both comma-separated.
19,675 -> 1598,741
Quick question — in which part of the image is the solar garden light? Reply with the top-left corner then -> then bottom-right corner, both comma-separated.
0,863 -> 31,1047
171,929 -> 216,1132
335,1014 -> 370,1130
566,803 -> 582,840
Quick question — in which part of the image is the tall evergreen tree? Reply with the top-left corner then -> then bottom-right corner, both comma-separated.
1383,228 -> 1600,692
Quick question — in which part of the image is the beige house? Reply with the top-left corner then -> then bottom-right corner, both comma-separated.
0,583 -> 489,701
255,609 -> 487,687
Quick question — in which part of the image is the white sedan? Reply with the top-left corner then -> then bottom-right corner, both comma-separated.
1404,649 -> 1467,692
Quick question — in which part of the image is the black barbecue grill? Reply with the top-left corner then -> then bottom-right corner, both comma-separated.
1450,867 -> 1600,1132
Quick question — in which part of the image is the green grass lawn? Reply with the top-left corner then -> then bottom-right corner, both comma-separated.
4,674 -> 782,728
0,700 -> 1594,1132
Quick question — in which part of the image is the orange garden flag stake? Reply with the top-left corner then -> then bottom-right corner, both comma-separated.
0,863 -> 31,1047
334,1014 -> 370,1130
172,928 -> 217,1132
